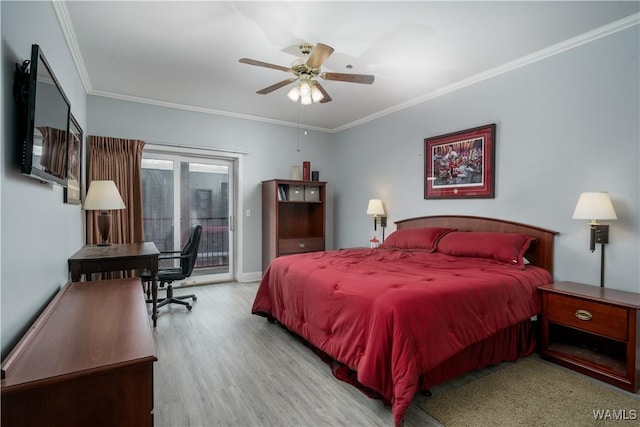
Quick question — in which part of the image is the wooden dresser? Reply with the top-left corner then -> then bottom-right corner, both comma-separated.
1,278 -> 157,426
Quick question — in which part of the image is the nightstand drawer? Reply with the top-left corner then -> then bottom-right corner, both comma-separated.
546,293 -> 628,341
279,238 -> 324,255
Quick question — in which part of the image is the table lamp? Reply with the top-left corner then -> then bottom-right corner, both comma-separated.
572,191 -> 617,287
83,180 -> 126,246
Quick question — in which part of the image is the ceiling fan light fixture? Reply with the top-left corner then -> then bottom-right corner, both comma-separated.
287,86 -> 300,102
300,93 -> 313,105
299,81 -> 311,96
310,85 -> 324,102
240,41 -> 375,106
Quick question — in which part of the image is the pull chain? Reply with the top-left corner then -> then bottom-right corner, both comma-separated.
298,108 -> 302,151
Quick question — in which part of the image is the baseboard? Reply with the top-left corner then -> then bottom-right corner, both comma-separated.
237,271 -> 262,283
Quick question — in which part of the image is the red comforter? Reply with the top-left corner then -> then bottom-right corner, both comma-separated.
252,248 -> 552,425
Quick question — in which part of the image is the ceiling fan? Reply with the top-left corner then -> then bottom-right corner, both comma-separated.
239,42 -> 374,104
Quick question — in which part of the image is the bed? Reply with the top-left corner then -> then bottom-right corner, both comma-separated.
252,215 -> 558,426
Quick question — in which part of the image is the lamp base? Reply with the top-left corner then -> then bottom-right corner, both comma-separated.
96,212 -> 112,246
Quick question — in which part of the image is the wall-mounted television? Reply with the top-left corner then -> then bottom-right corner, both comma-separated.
13,44 -> 70,186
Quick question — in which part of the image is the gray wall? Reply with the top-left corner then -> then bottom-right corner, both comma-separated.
87,97 -> 337,277
1,1 -> 87,356
1,1 -> 638,360
334,25 -> 640,292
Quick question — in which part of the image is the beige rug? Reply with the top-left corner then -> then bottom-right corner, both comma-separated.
419,357 -> 640,426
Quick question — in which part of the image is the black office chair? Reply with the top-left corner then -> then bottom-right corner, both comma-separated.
143,224 -> 202,311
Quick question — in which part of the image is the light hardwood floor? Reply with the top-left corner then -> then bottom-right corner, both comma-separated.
152,281 -> 440,427
153,281 -> 640,426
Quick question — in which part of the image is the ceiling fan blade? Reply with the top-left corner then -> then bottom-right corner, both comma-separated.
321,72 -> 375,84
315,82 -> 332,103
239,58 -> 291,73
305,43 -> 334,69
256,78 -> 298,95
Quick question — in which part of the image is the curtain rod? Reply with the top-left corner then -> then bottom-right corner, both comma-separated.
143,140 -> 247,155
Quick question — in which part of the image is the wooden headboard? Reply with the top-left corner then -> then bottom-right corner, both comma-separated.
395,215 -> 558,275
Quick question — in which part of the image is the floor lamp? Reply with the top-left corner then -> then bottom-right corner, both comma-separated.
572,192 -> 617,287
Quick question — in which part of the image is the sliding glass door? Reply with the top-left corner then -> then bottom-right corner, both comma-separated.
142,153 -> 234,284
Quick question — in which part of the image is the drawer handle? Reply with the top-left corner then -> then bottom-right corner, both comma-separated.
575,309 -> 592,321
298,243 -> 306,249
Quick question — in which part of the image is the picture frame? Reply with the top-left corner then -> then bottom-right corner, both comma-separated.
64,114 -> 83,204
424,123 -> 496,199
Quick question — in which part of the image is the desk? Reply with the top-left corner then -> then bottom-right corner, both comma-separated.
68,242 -> 161,326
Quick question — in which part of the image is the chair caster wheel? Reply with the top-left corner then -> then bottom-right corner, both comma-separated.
193,296 -> 198,302
187,305 -> 192,311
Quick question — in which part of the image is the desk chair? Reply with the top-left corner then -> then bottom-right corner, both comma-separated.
143,224 -> 202,311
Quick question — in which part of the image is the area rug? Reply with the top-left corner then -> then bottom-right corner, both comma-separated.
419,357 -> 640,426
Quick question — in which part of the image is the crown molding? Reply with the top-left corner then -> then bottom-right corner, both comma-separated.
52,0 -> 92,93
333,13 -> 639,133
89,90 -> 332,133
55,3 -> 638,134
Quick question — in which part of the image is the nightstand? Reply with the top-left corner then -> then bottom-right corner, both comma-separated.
539,281 -> 640,392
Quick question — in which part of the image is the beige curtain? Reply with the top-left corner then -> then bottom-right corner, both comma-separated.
86,136 -> 145,245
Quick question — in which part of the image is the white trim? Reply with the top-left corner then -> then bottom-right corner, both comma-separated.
144,142 -> 246,158
234,155 -> 245,284
55,4 -> 638,133
237,271 -> 262,283
89,90 -> 331,133
142,147 -> 241,282
52,1 -> 92,93
332,13 -> 640,133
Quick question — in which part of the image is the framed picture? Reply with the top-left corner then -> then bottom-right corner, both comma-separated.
64,114 -> 83,204
424,123 -> 496,199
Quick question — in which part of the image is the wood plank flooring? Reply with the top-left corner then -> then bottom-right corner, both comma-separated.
152,281 -> 440,427
154,282 -> 640,426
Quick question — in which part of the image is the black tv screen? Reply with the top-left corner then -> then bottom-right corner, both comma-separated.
14,44 -> 70,186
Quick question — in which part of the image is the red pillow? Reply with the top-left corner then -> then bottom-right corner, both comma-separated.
436,231 -> 535,269
380,227 -> 455,252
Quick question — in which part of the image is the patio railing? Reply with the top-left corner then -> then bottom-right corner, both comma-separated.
143,216 -> 229,269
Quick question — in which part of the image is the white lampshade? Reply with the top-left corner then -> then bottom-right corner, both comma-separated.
299,81 -> 311,96
287,80 -> 324,105
310,85 -> 324,103
572,192 -> 617,223
287,85 -> 300,102
366,199 -> 386,217
300,93 -> 312,105
83,180 -> 126,212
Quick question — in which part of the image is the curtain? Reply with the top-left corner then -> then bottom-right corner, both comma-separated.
38,126 -> 67,179
86,136 -> 145,245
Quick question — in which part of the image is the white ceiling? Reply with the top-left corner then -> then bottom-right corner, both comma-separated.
58,1 -> 639,132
